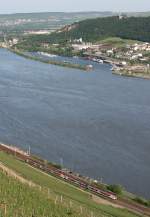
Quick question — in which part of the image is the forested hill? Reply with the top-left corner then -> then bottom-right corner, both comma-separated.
34,16 -> 150,43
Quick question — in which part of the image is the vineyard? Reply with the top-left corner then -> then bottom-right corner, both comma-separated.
0,171 -> 86,217
0,152 -> 141,217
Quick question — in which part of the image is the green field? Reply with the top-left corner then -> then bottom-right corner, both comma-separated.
98,37 -> 139,48
0,171 -> 86,217
0,152 -> 141,217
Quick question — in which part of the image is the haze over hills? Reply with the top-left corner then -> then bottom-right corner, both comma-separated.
0,12 -> 115,32
0,11 -> 150,33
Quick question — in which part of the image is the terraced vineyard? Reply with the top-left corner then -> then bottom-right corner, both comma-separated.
0,152 -> 141,217
0,171 -> 85,217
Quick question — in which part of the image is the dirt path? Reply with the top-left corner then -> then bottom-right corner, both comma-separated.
92,194 -> 124,208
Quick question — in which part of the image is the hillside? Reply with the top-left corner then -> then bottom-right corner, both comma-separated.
0,151 -> 144,217
14,16 -> 150,53
0,11 -> 115,33
45,16 -> 150,43
0,171 -> 83,217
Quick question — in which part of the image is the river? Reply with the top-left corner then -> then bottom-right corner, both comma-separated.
0,49 -> 150,198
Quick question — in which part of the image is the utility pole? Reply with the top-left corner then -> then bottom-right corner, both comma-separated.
60,157 -> 63,168
28,145 -> 31,155
100,177 -> 103,184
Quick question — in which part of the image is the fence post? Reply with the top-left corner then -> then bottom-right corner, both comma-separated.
80,206 -> 83,214
4,204 -> 7,217
48,188 -> 50,198
69,200 -> 72,208
55,196 -> 58,205
60,195 -> 63,203
91,211 -> 94,217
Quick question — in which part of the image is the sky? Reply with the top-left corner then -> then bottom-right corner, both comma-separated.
0,0 -> 150,14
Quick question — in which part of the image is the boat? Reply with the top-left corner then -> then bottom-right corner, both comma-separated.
38,52 -> 57,57
86,64 -> 93,70
97,59 -> 104,64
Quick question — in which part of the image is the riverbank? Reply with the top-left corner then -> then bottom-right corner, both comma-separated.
0,144 -> 150,217
5,42 -> 150,79
0,48 -> 150,199
112,64 -> 150,79
88,54 -> 150,79
0,151 -> 146,217
113,71 -> 150,79
8,48 -> 90,71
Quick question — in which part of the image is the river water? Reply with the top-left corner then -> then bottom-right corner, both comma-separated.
0,49 -> 150,198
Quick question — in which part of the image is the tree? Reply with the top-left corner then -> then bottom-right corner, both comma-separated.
107,184 -> 124,195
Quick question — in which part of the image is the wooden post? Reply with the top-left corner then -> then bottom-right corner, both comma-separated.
4,204 -> 7,216
69,200 -> 72,208
55,196 -> 58,205
91,211 -> 94,217
48,188 -> 50,198
60,195 -> 63,203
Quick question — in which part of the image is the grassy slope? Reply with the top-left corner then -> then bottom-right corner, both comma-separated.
98,37 -> 139,47
0,171 -> 84,217
0,152 -> 140,217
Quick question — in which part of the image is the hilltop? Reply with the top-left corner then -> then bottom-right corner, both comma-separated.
41,16 -> 150,43
13,16 -> 150,51
0,11 -> 115,33
0,11 -> 149,35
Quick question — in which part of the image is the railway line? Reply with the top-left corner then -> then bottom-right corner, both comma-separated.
0,143 -> 150,216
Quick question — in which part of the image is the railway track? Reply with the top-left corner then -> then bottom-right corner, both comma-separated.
0,143 -> 150,216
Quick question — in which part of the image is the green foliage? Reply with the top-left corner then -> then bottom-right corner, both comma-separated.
107,184 -> 124,195
10,49 -> 86,70
0,152 -> 140,217
55,16 -> 150,43
0,171 -> 83,217
133,197 -> 150,207
15,16 -> 150,54
0,12 -> 114,32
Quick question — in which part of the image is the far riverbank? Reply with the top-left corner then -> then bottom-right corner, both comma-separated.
8,48 -> 91,71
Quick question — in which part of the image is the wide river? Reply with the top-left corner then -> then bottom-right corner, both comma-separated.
0,49 -> 150,198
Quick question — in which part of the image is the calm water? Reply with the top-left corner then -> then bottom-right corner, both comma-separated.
0,49 -> 150,198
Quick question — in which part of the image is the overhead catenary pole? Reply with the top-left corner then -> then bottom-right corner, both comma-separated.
28,145 -> 31,155
60,157 -> 63,168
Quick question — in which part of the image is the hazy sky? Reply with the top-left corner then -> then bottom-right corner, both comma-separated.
1,0 -> 150,14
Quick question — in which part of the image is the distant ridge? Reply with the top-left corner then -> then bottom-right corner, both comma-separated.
0,11 -> 150,17
41,16 -> 150,43
0,11 -> 115,32
0,11 -> 150,32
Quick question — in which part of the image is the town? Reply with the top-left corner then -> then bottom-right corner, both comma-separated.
1,35 -> 150,78
69,37 -> 150,77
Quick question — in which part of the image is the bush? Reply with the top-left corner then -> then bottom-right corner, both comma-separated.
133,197 -> 150,207
107,184 -> 124,195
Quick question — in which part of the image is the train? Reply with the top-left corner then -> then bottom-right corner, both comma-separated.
0,143 -> 117,200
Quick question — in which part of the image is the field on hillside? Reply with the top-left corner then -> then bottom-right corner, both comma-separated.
0,152 -> 141,217
0,170 -> 86,217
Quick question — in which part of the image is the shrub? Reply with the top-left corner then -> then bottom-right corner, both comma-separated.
107,184 -> 124,195
133,197 -> 150,207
